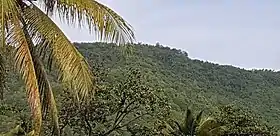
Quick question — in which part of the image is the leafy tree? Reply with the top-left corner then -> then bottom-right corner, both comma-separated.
213,105 -> 277,135
0,0 -> 134,135
58,69 -> 171,136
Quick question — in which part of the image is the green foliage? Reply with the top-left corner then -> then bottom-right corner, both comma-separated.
1,42 -> 280,135
0,124 -> 35,136
58,68 -> 171,136
0,125 -> 25,136
213,105 -> 277,135
0,67 -> 30,133
75,42 -> 280,129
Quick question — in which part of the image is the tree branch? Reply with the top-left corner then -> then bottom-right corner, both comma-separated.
113,99 -> 136,127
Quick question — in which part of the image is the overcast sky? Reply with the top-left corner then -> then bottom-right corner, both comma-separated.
53,0 -> 280,70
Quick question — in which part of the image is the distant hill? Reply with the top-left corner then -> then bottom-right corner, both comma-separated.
1,42 -> 279,133
76,42 -> 280,128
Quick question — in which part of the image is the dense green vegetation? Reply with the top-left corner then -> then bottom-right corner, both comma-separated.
80,42 -> 280,124
1,42 -> 280,135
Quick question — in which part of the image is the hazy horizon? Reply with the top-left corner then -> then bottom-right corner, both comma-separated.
51,0 -> 280,70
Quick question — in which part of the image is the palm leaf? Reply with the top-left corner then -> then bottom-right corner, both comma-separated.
5,0 -> 42,135
195,110 -> 204,127
183,108 -> 195,134
23,4 -> 95,102
41,0 -> 135,44
208,126 -> 225,136
174,121 -> 184,134
197,117 -> 224,136
31,46 -> 59,135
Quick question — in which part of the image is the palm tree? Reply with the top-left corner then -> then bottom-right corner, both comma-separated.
170,108 -> 224,136
0,0 -> 135,135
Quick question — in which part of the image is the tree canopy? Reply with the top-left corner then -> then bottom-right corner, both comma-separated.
1,42 -> 279,135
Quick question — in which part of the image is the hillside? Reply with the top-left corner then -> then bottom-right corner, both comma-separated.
76,42 -> 280,128
0,42 -> 280,134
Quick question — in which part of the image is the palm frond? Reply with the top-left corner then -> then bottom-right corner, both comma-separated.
174,121 -> 183,134
5,0 -> 42,135
197,117 -> 224,136
184,108 -> 193,126
23,4 -> 95,102
183,108 -> 195,134
41,0 -> 135,44
208,126 -> 225,136
195,110 -> 204,126
31,46 -> 59,135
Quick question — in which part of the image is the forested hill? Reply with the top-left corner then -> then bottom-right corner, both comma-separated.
1,42 -> 280,134
76,42 -> 280,128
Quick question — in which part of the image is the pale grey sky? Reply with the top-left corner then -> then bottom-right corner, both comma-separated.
53,0 -> 280,70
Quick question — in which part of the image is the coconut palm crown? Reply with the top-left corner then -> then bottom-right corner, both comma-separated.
0,0 -> 135,135
170,108 -> 224,136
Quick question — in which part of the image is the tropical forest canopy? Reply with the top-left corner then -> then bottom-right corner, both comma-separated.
1,42 -> 280,135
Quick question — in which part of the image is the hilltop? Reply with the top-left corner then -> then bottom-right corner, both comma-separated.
1,42 -> 280,134
76,42 -> 280,128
